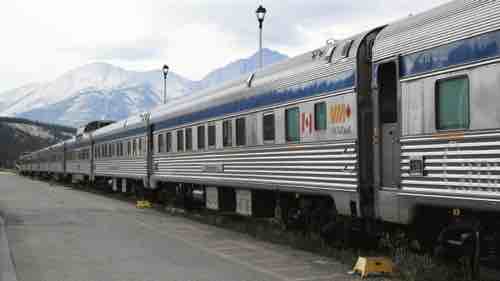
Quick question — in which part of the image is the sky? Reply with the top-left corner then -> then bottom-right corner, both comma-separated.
0,0 -> 450,92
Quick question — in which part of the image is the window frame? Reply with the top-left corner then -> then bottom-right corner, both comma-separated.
222,119 -> 233,147
166,132 -> 172,152
434,75 -> 470,131
185,127 -> 193,151
157,134 -> 163,153
314,102 -> 327,131
177,130 -> 184,152
235,117 -> 246,146
208,123 -> 216,148
285,107 -> 301,142
262,112 -> 275,143
197,125 -> 205,150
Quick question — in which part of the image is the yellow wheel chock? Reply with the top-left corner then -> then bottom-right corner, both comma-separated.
136,200 -> 152,208
351,256 -> 394,278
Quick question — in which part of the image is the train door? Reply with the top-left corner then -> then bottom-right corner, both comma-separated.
377,61 -> 400,188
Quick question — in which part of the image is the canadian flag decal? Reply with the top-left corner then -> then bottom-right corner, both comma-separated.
301,112 -> 313,134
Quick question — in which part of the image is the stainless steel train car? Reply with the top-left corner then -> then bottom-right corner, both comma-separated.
91,116 -> 150,191
18,0 -> 500,268
148,28 -> 379,216
64,132 -> 92,182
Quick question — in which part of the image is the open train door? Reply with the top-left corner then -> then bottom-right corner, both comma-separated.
376,60 -> 400,189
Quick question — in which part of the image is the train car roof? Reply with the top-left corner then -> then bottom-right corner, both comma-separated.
373,0 -> 500,62
91,114 -> 145,142
149,30 -> 375,129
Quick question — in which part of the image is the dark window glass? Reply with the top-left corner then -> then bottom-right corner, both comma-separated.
208,124 -> 216,147
197,126 -> 205,150
128,141 -> 131,156
166,132 -> 172,152
314,102 -> 327,131
263,114 -> 275,141
341,40 -> 353,57
235,118 -> 246,146
158,134 -> 164,153
436,76 -> 470,130
177,130 -> 184,151
286,107 -> 300,142
133,139 -> 137,156
185,128 -> 192,151
223,120 -> 232,147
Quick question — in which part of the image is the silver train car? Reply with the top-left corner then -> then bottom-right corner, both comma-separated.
91,116 -> 149,190
18,0 -> 500,267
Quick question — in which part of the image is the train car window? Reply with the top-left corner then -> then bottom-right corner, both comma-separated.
133,139 -> 137,156
286,107 -> 300,142
120,142 -> 124,156
185,128 -> 192,151
341,40 -> 353,58
138,138 -> 143,155
263,113 -> 275,141
223,120 -> 232,147
436,76 -> 470,130
108,143 -> 112,157
208,124 -> 216,147
314,102 -> 327,131
197,126 -> 205,150
177,130 -> 184,151
158,134 -> 164,153
235,118 -> 246,146
166,132 -> 172,152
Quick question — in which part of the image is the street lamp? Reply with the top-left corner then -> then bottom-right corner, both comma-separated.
255,5 -> 267,69
162,64 -> 169,104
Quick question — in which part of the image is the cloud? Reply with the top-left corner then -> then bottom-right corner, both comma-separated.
61,37 -> 168,62
0,0 -> 450,91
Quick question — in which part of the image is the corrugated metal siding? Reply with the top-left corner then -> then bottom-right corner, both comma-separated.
48,162 -> 64,173
66,160 -> 91,175
152,141 -> 358,193
400,130 -> 500,199
94,158 -> 147,178
373,0 -> 500,61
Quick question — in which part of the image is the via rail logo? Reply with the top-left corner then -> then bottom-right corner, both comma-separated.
329,103 -> 353,135
329,103 -> 352,124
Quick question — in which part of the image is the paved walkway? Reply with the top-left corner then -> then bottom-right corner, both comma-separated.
0,174 -> 358,281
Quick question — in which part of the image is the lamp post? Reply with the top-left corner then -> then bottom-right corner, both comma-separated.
255,5 -> 267,69
162,64 -> 169,104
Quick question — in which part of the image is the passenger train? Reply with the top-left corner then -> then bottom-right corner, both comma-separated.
18,0 -> 500,269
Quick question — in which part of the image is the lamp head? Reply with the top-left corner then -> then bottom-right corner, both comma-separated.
256,5 -> 266,22
162,64 -> 169,77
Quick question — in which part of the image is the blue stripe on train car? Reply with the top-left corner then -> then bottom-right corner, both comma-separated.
400,29 -> 500,78
153,70 -> 356,132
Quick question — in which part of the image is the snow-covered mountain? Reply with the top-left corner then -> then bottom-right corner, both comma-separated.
0,48 -> 287,127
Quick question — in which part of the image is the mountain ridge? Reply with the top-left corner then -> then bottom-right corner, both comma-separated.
0,48 -> 288,127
